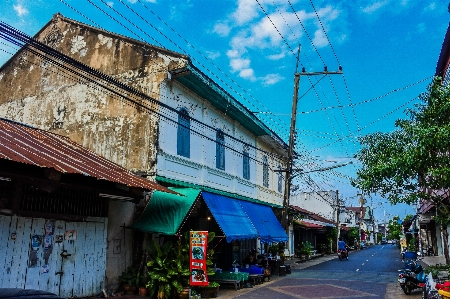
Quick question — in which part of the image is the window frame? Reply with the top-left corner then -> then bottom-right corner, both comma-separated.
243,148 -> 250,180
216,129 -> 225,170
262,155 -> 269,187
177,108 -> 190,158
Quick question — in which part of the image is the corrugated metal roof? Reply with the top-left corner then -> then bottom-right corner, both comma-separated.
0,118 -> 173,193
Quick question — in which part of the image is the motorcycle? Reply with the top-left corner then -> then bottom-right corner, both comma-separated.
398,260 -> 426,295
337,249 -> 348,260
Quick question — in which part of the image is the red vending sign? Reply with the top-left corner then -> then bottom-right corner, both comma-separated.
189,231 -> 209,286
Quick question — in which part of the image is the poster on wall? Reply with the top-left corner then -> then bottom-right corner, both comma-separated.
189,231 -> 209,286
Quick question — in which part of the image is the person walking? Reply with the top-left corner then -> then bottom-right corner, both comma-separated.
354,238 -> 358,251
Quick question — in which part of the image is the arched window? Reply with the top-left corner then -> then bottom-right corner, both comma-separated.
216,130 -> 225,170
243,148 -> 250,180
263,155 -> 269,187
177,108 -> 190,158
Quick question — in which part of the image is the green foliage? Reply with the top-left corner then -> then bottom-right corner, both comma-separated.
407,236 -> 418,252
119,266 -> 140,286
268,243 -> 279,256
348,227 -> 359,241
146,231 -> 216,299
426,264 -> 450,279
387,216 -> 402,241
298,241 -> 312,256
207,282 -> 220,287
352,77 -> 450,220
353,78 -> 450,263
319,244 -> 327,252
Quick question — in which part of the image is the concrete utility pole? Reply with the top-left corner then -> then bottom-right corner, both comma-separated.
336,190 -> 340,246
280,45 -> 343,232
358,194 -> 366,242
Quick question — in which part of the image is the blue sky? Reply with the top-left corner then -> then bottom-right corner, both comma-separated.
1,0 -> 449,221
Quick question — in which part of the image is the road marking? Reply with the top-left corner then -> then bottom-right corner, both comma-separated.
356,269 -> 360,271
362,263 -> 365,265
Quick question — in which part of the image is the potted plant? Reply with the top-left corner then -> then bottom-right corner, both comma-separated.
198,281 -> 220,298
319,244 -> 327,254
146,239 -> 189,299
119,266 -> 139,295
300,241 -> 312,259
146,231 -> 216,299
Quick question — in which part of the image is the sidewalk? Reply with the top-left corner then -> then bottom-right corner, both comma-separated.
421,255 -> 447,267
106,253 -> 446,299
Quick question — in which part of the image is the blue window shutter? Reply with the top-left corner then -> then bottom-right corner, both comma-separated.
243,150 -> 250,180
216,130 -> 225,170
177,109 -> 190,158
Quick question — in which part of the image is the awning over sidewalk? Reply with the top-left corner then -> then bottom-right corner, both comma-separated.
202,191 -> 259,242
128,188 -> 200,235
238,200 -> 287,243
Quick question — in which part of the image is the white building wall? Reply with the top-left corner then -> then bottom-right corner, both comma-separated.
157,80 -> 284,205
290,191 -> 337,222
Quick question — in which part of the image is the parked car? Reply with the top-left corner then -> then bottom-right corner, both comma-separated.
0,289 -> 63,299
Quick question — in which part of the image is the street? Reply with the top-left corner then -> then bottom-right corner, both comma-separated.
218,244 -> 423,299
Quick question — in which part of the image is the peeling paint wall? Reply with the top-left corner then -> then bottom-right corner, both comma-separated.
0,15 -> 188,174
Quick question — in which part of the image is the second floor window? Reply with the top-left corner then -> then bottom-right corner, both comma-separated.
177,108 -> 190,158
216,130 -> 225,170
263,155 -> 269,187
243,149 -> 250,180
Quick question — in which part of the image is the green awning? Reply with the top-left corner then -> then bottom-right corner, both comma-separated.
156,175 -> 282,208
128,188 -> 201,235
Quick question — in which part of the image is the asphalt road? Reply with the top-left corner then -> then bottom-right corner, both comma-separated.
216,244 -> 424,299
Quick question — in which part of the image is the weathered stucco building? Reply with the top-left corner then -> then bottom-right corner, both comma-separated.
0,13 -> 291,295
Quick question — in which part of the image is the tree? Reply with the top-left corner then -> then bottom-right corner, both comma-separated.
347,227 -> 359,242
387,215 -> 402,241
352,78 -> 450,263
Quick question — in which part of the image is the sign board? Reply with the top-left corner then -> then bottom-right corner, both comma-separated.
189,231 -> 209,286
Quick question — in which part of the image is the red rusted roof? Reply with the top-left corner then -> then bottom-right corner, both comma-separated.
290,205 -> 335,224
0,118 -> 173,193
290,205 -> 312,214
295,220 -> 323,229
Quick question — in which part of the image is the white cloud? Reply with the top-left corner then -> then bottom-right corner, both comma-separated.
267,52 -> 285,60
128,0 -> 156,3
227,49 -> 240,59
260,73 -> 283,85
239,68 -> 256,81
312,29 -> 328,48
13,4 -> 28,17
230,58 -> 251,73
213,23 -> 231,37
206,51 -> 221,60
424,2 -> 436,12
232,0 -> 259,25
222,2 -> 341,83
362,0 -> 389,14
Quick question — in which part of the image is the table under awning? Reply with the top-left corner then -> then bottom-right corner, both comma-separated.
128,188 -> 200,235
202,191 -> 258,242
238,200 -> 288,243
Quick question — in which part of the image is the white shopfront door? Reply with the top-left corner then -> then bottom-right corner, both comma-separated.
0,215 -> 107,298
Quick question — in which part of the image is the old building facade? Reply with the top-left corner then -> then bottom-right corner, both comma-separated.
0,13 -> 290,294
